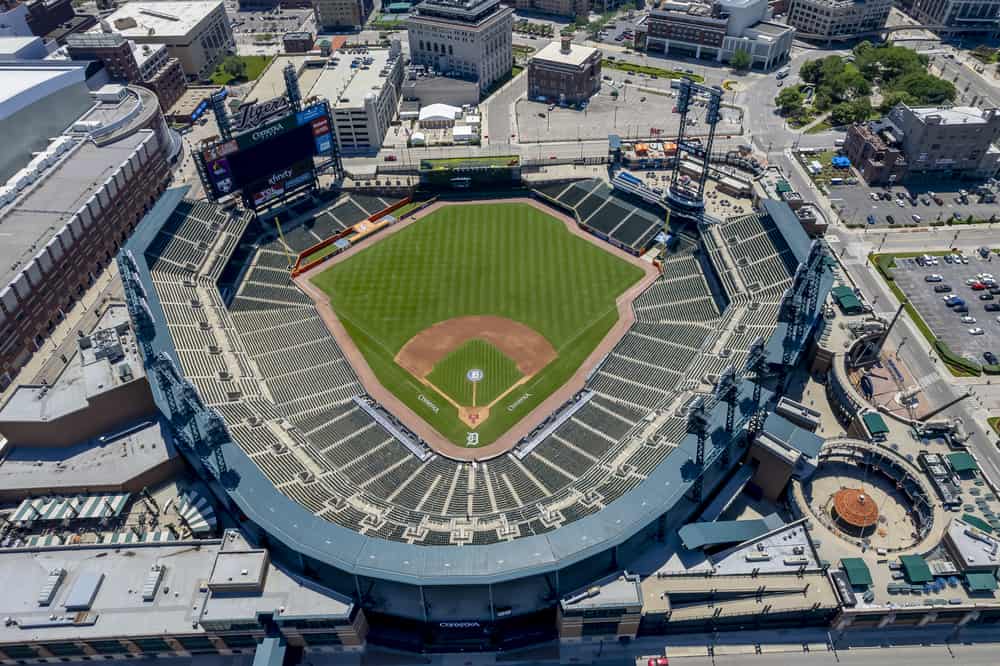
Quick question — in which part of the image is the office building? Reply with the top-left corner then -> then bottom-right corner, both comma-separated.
308,44 -> 404,153
844,104 -> 1000,184
639,0 -> 793,70
0,83 -> 174,387
407,0 -> 514,94
97,1 -> 234,80
283,30 -> 313,53
785,0 -> 892,40
312,0 -> 372,30
528,36 -> 601,105
905,0 -> 1000,34
66,32 -> 187,113
510,0 -> 587,18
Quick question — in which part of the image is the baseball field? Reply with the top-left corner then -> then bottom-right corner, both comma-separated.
311,202 -> 645,447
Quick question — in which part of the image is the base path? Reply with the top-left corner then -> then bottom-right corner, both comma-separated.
293,197 -> 660,461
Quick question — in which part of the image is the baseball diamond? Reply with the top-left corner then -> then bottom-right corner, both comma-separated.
309,201 -> 646,447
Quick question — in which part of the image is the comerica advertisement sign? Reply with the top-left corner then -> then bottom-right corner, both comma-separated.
197,101 -> 335,207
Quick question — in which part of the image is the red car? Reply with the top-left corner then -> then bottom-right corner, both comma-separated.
972,282 -> 987,290
647,658 -> 669,666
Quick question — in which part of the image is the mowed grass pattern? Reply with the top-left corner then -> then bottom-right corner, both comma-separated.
313,203 -> 645,445
426,340 -> 523,406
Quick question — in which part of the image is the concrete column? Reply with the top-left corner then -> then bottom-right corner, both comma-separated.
958,610 -> 980,626
917,612 -> 938,627
877,612 -> 896,628
696,45 -> 702,59
833,613 -> 854,632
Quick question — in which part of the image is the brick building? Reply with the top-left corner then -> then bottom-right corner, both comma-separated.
527,36 -> 601,106
65,32 -> 187,112
0,85 -> 173,387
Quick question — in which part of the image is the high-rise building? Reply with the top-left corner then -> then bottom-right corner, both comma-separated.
407,0 -> 513,94
65,32 -> 187,112
785,0 -> 892,39
312,0 -> 372,30
905,0 -> 1000,35
96,1 -> 234,80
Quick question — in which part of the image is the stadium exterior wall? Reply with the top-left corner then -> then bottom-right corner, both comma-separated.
119,187 -> 764,645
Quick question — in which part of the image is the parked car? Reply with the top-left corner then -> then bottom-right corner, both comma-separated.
956,305 -> 970,313
935,285 -> 952,293
973,283 -> 987,291
981,293 -> 995,300
962,316 -> 978,324
912,214 -> 922,223
970,327 -> 986,335
989,286 -> 1000,295
925,274 -> 943,282
867,214 -> 877,225
886,215 -> 895,224
985,303 -> 1000,311
944,255 -> 954,264
985,352 -> 998,365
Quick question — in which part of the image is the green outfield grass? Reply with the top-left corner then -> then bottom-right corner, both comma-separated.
426,340 -> 523,406
312,202 -> 644,446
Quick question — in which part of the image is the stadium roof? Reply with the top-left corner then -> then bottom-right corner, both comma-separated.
121,187 -> 774,586
840,558 -> 872,587
762,413 -> 824,458
966,572 -> 999,592
862,412 -> 889,437
948,452 -> 978,474
679,514 -> 784,550
760,199 -> 810,264
899,555 -> 933,584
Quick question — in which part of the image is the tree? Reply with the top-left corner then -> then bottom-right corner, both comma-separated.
829,99 -> 872,126
892,71 -> 956,105
878,90 -> 916,113
731,49 -> 751,71
220,56 -> 247,81
775,86 -> 804,115
799,59 -> 822,84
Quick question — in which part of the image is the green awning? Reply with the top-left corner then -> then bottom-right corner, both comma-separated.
862,412 -> 889,436
831,285 -> 863,313
949,452 -> 978,474
963,514 -> 993,532
965,572 -> 998,592
775,180 -> 792,193
841,558 -> 872,586
899,555 -> 933,584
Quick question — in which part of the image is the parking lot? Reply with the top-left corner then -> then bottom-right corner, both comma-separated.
831,177 -> 999,229
893,252 -> 1000,362
515,82 -> 741,143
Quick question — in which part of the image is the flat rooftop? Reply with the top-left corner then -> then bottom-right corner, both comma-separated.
531,39 -> 600,68
245,55 -> 318,102
912,106 -> 996,125
560,573 -> 642,612
0,419 -> 175,495
308,49 -> 399,111
0,532 -> 353,644
99,1 -> 223,39
948,517 -> 1000,570
0,130 -> 149,288
0,306 -> 147,423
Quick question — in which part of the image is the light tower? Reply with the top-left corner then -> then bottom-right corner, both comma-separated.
744,337 -> 769,439
687,396 -> 710,503
666,79 -> 724,221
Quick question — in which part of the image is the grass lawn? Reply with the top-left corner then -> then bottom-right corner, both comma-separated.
210,56 -> 272,85
602,59 -> 705,83
804,119 -> 833,134
427,340 -> 523,406
312,203 -> 644,446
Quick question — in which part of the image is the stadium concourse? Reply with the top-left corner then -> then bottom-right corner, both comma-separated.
116,183 -> 832,650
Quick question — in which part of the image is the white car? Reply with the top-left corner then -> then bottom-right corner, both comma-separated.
870,192 -> 880,201
967,278 -> 979,285
981,273 -> 995,280
925,274 -> 944,282
896,199 -> 905,207
970,327 -> 986,335
962,316 -> 977,324
912,214 -> 922,223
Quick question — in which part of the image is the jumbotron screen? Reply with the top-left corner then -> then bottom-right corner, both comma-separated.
199,102 -> 333,206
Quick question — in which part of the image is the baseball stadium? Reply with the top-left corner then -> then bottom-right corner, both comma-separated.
119,180 -> 833,650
